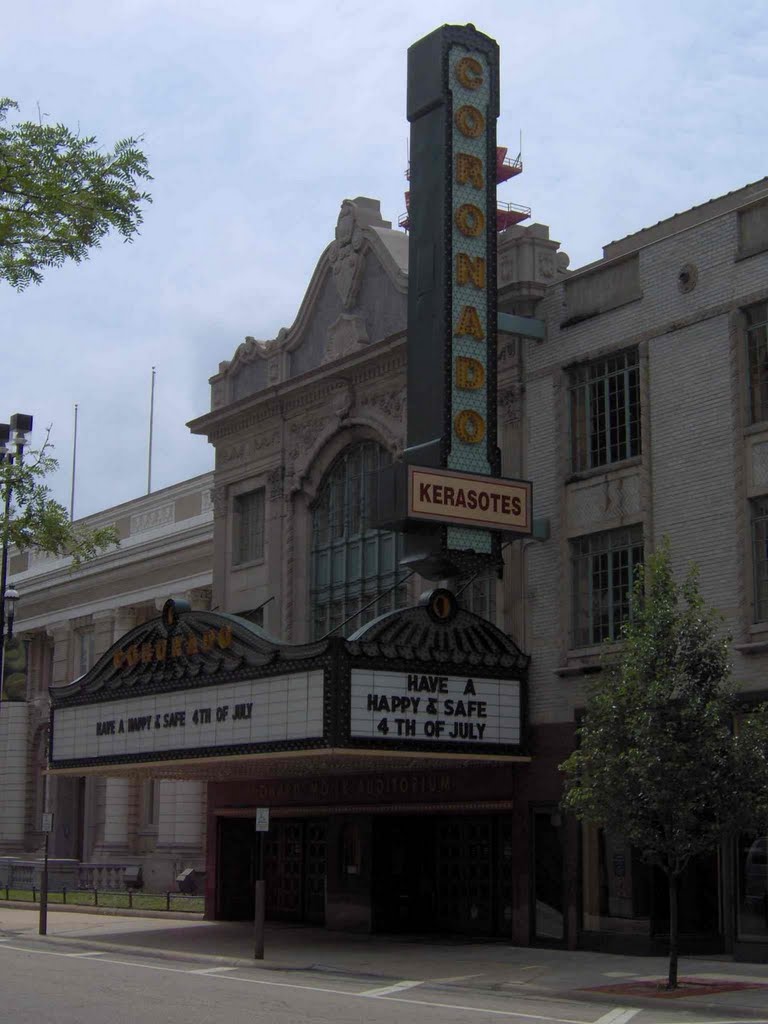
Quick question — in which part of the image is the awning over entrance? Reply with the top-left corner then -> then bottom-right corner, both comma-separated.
48,590 -> 530,779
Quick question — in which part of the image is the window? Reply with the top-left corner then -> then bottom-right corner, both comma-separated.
141,780 -> 158,830
571,525 -> 643,647
738,201 -> 768,260
738,832 -> 768,940
570,350 -> 641,472
310,442 -> 406,639
581,825 -> 650,935
76,629 -> 95,676
40,639 -> 54,694
752,497 -> 768,621
457,573 -> 497,622
233,489 -> 265,565
746,302 -> 768,424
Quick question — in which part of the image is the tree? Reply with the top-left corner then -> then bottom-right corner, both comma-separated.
560,541 -> 768,989
2,429 -> 118,568
0,98 -> 152,289
0,430 -> 119,701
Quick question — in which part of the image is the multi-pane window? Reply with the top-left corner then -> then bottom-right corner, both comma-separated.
457,574 -> 497,622
752,497 -> 768,621
233,489 -> 265,565
570,350 -> 641,472
746,302 -> 768,424
310,442 -> 406,639
571,526 -> 643,647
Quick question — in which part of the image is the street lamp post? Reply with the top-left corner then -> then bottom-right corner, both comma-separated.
0,414 -> 33,708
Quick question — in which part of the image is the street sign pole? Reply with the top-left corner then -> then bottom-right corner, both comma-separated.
39,799 -> 53,936
254,808 -> 269,959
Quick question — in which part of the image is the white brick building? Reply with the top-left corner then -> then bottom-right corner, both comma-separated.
523,177 -> 768,959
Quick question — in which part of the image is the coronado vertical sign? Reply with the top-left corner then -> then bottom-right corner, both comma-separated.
447,40 -> 495,562
400,24 -> 531,578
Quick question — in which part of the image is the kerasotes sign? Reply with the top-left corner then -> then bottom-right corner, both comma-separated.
405,24 -> 531,570
409,466 -> 531,532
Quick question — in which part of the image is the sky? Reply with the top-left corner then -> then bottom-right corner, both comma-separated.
2,0 -> 767,519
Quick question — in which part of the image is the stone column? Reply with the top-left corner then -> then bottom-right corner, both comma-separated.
92,609 -> 117,660
157,781 -> 204,849
152,780 -> 206,889
0,702 -> 29,851
98,778 -> 132,856
112,607 -> 137,644
45,622 -> 81,859
46,622 -> 71,687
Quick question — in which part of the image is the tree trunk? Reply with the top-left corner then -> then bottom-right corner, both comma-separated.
667,872 -> 679,989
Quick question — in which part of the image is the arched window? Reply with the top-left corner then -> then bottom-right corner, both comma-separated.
310,442 -> 406,638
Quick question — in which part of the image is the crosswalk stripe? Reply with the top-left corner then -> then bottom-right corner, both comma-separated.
361,980 -> 423,997
187,966 -> 239,975
594,1009 -> 640,1024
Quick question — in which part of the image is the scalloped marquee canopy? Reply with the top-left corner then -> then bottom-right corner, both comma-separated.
49,595 -> 528,773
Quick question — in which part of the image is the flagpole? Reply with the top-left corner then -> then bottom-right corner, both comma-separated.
69,403 -> 78,521
147,367 -> 156,495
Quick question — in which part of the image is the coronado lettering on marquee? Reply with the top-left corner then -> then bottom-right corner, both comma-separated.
112,625 -> 233,670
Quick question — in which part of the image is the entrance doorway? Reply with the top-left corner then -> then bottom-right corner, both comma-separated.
217,817 -> 256,920
216,816 -> 326,924
372,815 -> 507,936
263,819 -> 326,923
532,808 -> 565,942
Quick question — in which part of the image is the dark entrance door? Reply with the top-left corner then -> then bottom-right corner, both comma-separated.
304,820 -> 327,924
217,816 -> 256,920
262,819 -> 327,923
435,818 -> 494,934
217,816 -> 327,924
264,820 -> 304,920
532,808 -> 565,943
373,816 -> 435,931
373,815 -> 497,935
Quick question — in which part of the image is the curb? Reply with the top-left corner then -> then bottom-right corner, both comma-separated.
0,900 -> 204,921
4,931 -> 362,976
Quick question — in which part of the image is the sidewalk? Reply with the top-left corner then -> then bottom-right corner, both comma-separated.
2,903 -> 768,1018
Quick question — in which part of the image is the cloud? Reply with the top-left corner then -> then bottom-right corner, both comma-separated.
3,0 -> 767,515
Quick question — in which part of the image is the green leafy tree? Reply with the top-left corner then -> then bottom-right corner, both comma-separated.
2,430 -> 118,568
561,541 -> 768,989
0,98 -> 152,289
1,430 -> 119,701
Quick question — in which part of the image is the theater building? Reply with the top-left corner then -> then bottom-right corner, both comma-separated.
39,174 -> 768,958
10,19 -> 768,955
44,174 -> 571,940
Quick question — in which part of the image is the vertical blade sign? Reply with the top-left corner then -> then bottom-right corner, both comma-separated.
404,24 -> 503,577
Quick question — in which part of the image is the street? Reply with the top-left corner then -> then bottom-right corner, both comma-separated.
0,934 -> 765,1024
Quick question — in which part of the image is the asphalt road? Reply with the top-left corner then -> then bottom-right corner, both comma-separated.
1,935 -> 764,1024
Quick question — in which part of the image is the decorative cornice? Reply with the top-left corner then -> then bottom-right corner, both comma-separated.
191,337 -> 407,444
